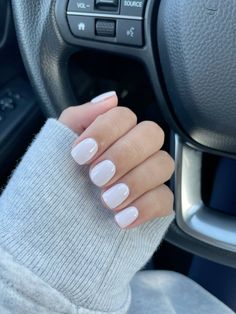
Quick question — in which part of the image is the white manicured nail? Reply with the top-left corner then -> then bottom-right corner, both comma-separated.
90,160 -> 116,187
91,91 -> 116,103
115,206 -> 139,228
71,138 -> 98,165
102,183 -> 130,209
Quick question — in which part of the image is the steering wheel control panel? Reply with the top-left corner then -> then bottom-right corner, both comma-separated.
66,0 -> 146,46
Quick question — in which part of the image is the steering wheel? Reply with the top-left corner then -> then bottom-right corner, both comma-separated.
11,0 -> 236,267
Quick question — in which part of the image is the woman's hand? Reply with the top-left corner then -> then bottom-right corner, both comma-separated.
59,91 -> 175,228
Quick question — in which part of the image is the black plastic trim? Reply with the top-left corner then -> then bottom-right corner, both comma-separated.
0,1 -> 13,49
166,222 -> 236,269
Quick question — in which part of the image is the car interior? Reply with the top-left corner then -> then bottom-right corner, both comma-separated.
0,0 -> 236,312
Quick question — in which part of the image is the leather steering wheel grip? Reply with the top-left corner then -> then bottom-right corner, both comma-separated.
158,0 -> 236,155
12,0 -> 236,153
11,0 -> 76,117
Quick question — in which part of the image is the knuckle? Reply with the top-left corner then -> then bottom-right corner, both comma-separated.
114,106 -> 137,124
162,185 -> 174,208
94,113 -> 104,124
120,137 -> 141,162
61,106 -> 76,117
95,107 -> 137,137
159,151 -> 175,175
59,106 -> 78,123
140,121 -> 165,144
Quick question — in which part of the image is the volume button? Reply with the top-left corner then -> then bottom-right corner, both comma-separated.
67,0 -> 94,13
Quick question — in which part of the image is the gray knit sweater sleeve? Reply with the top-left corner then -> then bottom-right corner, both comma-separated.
0,119 -> 174,314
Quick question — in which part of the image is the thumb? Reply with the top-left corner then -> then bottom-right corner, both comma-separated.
59,91 -> 118,134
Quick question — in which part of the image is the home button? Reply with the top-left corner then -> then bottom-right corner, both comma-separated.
67,16 -> 94,39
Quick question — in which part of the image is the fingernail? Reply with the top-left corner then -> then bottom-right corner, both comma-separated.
90,160 -> 116,187
71,138 -> 98,165
115,206 -> 139,228
91,91 -> 116,103
102,183 -> 130,209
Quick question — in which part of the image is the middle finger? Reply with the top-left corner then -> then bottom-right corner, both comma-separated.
89,121 -> 164,187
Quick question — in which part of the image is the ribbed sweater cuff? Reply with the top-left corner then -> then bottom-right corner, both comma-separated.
0,119 -> 174,313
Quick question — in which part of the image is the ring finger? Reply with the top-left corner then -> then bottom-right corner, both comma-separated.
101,150 -> 174,210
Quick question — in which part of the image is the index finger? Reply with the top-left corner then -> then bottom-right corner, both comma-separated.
71,106 -> 137,165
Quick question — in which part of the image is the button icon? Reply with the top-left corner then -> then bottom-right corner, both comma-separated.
68,16 -> 94,39
78,22 -> 86,31
126,26 -> 135,37
117,20 -> 143,46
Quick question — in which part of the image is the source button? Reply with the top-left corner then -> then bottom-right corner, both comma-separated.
120,0 -> 146,17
